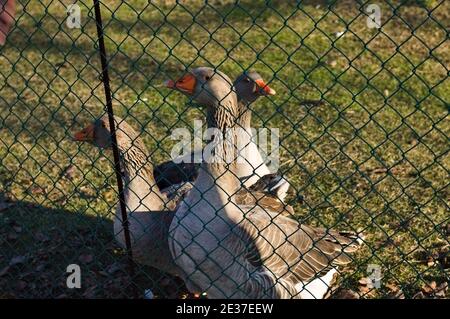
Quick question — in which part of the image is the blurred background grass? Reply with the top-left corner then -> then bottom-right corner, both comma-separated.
0,0 -> 448,298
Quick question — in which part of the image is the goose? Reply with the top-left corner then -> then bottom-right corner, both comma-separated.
73,117 -> 181,277
157,71 -> 289,201
167,67 -> 361,299
72,115 -> 294,277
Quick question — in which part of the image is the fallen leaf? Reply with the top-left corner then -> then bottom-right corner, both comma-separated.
427,256 -> 437,267
422,281 -> 437,294
79,186 -> 95,199
160,277 -> 174,287
371,167 -> 388,174
61,165 -> 76,180
388,289 -> 405,299
359,285 -> 371,294
35,264 -> 46,272
413,291 -> 425,299
0,266 -> 10,277
106,262 -> 122,275
384,283 -> 405,299
434,282 -> 448,298
13,225 -> 22,233
332,289 -> 360,299
437,245 -> 449,268
0,202 -> 13,212
359,277 -> 371,286
35,232 -> 50,242
6,232 -> 19,240
9,255 -> 27,266
16,280 -> 27,290
78,254 -> 93,264
180,293 -> 189,299
55,61 -> 67,68
385,283 -> 399,292
83,286 -> 97,298
30,186 -> 46,195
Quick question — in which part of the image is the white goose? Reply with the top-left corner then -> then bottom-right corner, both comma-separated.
158,71 -> 289,201
167,67 -> 361,299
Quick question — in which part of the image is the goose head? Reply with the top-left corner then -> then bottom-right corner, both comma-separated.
166,67 -> 241,169
234,71 -> 276,104
165,67 -> 237,109
72,115 -> 140,151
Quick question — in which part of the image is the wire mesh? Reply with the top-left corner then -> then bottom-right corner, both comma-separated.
0,0 -> 448,298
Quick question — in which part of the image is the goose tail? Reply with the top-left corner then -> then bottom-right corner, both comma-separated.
296,268 -> 338,299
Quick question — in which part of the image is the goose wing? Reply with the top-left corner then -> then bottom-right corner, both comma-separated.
240,208 -> 360,284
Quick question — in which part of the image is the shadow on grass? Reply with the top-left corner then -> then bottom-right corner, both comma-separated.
0,193 -> 186,298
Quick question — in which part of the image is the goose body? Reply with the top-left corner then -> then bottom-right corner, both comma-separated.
167,67 -> 360,299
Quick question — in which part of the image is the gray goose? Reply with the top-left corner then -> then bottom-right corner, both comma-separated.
72,115 -> 293,276
158,71 -> 290,201
167,67 -> 361,299
73,117 -> 181,276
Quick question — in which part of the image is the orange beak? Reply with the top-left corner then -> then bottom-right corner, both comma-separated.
165,73 -> 197,95
73,124 -> 95,142
254,79 -> 276,96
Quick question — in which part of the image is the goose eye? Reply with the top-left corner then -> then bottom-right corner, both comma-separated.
205,76 -> 210,81
244,78 -> 251,83
101,122 -> 107,128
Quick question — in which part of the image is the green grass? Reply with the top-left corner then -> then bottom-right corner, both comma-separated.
0,0 -> 448,298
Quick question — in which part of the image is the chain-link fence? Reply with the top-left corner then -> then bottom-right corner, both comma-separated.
0,0 -> 448,299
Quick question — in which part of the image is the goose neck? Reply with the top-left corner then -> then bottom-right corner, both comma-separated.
117,140 -> 167,211
236,100 -> 252,129
201,93 -> 241,192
